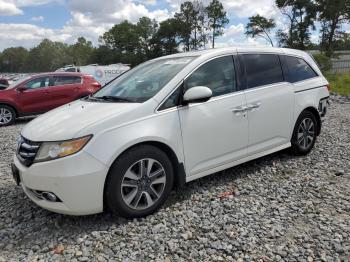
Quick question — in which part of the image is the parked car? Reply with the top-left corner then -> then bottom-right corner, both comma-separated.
0,78 -> 9,90
56,63 -> 130,86
12,47 -> 329,218
0,72 -> 101,126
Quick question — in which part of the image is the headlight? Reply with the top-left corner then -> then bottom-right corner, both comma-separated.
34,135 -> 92,163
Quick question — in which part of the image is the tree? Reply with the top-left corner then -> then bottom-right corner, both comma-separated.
276,0 -> 317,49
26,39 -> 71,72
193,0 -> 210,49
175,1 -> 197,51
316,0 -> 350,54
136,17 -> 158,59
69,37 -> 94,66
154,18 -> 182,56
0,47 -> 28,72
206,0 -> 229,48
245,15 -> 276,46
101,20 -> 139,53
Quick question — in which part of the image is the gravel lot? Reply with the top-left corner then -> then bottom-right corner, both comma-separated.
0,96 -> 349,262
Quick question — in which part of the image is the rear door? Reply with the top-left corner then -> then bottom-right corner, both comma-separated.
179,55 -> 249,177
17,76 -> 51,114
240,53 -> 294,155
49,75 -> 82,108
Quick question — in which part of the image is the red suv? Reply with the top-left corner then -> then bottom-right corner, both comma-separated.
0,72 -> 101,126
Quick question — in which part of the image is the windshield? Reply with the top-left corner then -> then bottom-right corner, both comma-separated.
8,76 -> 31,89
92,57 -> 195,103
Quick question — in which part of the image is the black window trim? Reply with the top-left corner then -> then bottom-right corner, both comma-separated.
283,54 -> 319,84
156,54 -> 243,112
239,52 -> 286,91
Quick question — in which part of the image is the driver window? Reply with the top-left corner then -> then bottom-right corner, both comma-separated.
185,56 -> 237,97
25,77 -> 50,89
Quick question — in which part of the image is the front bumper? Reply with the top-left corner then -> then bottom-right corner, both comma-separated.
13,150 -> 108,216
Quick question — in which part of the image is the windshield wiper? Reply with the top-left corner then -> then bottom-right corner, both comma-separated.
99,96 -> 134,102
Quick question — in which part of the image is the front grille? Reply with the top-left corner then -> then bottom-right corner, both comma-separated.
17,136 -> 41,167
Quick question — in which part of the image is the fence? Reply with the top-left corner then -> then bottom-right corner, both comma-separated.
331,51 -> 350,73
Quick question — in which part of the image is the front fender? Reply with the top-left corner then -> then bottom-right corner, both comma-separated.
83,110 -> 184,170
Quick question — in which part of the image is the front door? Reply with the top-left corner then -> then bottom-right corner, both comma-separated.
17,76 -> 51,114
179,55 -> 249,177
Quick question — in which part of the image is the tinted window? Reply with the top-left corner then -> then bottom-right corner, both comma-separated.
286,56 -> 318,83
53,76 -> 81,86
158,86 -> 182,111
243,54 -> 284,89
185,56 -> 237,97
25,77 -> 50,89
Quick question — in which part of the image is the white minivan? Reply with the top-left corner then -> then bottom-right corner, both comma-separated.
12,47 -> 330,218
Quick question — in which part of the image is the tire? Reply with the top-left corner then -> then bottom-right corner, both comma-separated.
291,110 -> 318,155
105,145 -> 174,218
0,105 -> 16,127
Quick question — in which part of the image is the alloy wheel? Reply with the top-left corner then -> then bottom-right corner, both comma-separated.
0,108 -> 13,125
121,158 -> 166,210
297,118 -> 315,150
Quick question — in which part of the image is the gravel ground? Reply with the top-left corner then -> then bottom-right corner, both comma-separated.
0,96 -> 349,262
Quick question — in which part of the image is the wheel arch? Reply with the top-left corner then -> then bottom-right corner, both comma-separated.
295,106 -> 321,136
103,140 -> 186,209
0,102 -> 18,117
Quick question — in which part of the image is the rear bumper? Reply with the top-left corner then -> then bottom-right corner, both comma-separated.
13,150 -> 108,216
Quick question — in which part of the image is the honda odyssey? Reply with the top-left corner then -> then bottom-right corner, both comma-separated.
12,47 -> 330,218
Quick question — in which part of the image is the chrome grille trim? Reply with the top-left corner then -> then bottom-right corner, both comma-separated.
17,136 -> 41,167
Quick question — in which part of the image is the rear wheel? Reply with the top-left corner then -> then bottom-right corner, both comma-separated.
291,110 -> 317,155
105,145 -> 174,218
0,105 -> 15,127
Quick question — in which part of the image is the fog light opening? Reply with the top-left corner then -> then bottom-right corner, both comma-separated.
42,192 -> 59,202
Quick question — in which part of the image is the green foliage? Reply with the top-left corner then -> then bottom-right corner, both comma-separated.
26,39 -> 72,72
245,15 -> 276,46
325,72 -> 350,96
0,47 -> 29,72
332,32 -> 350,51
68,37 -> 94,66
317,0 -> 350,54
276,0 -> 317,49
154,18 -> 182,56
174,1 -> 197,51
312,53 -> 332,72
206,0 -> 229,48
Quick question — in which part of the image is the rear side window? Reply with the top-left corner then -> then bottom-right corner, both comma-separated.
242,54 -> 284,89
52,76 -> 81,86
285,56 -> 318,83
185,55 -> 237,97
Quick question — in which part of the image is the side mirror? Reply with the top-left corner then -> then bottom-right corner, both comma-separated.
183,86 -> 212,104
17,86 -> 27,92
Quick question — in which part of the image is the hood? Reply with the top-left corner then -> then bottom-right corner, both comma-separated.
22,100 -> 139,141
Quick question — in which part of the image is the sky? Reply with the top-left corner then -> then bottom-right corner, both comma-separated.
0,0 -> 291,51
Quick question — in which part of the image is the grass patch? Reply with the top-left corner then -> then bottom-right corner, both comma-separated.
324,72 -> 350,96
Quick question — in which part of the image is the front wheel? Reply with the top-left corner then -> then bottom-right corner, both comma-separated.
291,110 -> 317,155
0,105 -> 16,127
105,145 -> 174,218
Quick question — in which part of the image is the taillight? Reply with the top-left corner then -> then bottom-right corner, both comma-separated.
91,82 -> 101,89
326,84 -> 331,91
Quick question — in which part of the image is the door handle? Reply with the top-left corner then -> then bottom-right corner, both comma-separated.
232,106 -> 248,114
248,102 -> 262,111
